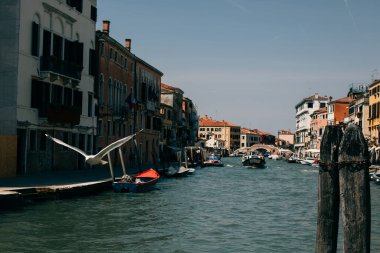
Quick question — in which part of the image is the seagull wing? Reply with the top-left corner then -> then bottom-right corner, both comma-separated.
45,134 -> 88,158
95,133 -> 136,159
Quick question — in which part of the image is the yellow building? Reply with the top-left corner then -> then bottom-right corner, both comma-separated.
369,80 -> 380,144
198,116 -> 240,153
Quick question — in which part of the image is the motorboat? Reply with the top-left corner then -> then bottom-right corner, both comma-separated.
203,154 -> 224,167
300,157 -> 318,166
242,152 -> 266,168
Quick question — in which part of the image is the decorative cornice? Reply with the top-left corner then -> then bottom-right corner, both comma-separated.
42,2 -> 76,23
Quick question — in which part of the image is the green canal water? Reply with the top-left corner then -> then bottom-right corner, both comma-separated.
1,157 -> 380,252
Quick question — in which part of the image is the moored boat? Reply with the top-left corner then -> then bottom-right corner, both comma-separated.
112,168 -> 160,193
203,154 -> 224,167
165,166 -> 191,177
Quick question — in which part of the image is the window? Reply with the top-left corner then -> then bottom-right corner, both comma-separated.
52,85 -> 63,105
308,102 -> 313,108
89,49 -> 95,76
64,87 -> 72,106
53,34 -> 63,59
99,74 -> 104,104
66,0 -> 82,13
109,48 -> 113,59
73,90 -> 83,113
43,30 -> 51,56
124,58 -> 128,68
87,135 -> 92,153
31,22 -> 40,56
114,51 -> 118,61
71,133 -> 77,146
90,6 -> 97,21
39,131 -> 46,150
88,93 -> 93,117
29,130 -> 36,151
108,78 -> 112,106
99,42 -> 104,56
320,103 -> 326,108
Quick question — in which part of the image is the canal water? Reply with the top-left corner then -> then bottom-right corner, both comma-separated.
1,157 -> 380,252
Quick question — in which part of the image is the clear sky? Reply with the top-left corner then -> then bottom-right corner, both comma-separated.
97,0 -> 380,134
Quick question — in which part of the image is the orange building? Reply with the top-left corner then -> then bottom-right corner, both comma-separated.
310,107 -> 327,149
198,116 -> 240,153
327,97 -> 352,125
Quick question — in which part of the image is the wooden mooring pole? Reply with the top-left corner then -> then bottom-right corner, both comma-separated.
315,125 -> 342,253
339,124 -> 371,253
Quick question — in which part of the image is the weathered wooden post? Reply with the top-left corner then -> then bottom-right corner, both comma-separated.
339,124 -> 371,253
107,152 -> 115,182
118,147 -> 127,176
315,125 -> 342,253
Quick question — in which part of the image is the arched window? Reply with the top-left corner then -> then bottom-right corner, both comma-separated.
108,77 -> 112,107
99,74 -> 104,104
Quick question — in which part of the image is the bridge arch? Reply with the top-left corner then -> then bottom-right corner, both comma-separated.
249,144 -> 279,155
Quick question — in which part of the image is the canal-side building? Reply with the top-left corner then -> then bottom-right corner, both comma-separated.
327,97 -> 352,126
277,129 -> 294,150
253,129 -> 276,145
0,0 -> 97,177
309,107 -> 327,150
294,94 -> 329,157
240,128 -> 260,148
96,20 -> 163,168
160,83 -> 184,147
369,80 -> 380,144
198,116 -> 240,154
345,84 -> 369,141
182,97 -> 198,146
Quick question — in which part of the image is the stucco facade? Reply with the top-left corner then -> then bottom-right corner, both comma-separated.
0,0 -> 97,177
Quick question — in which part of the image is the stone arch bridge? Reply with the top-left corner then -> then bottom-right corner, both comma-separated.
248,144 -> 279,155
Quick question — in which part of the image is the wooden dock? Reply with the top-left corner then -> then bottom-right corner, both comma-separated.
0,179 -> 112,209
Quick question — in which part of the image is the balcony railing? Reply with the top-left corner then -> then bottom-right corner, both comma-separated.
40,55 -> 83,80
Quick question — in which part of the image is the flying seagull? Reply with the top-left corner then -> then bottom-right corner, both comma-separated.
45,131 -> 142,166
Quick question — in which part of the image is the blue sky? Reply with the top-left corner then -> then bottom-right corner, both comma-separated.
97,0 -> 380,134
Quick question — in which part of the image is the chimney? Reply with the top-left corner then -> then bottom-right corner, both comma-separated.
125,38 -> 132,51
102,20 -> 110,34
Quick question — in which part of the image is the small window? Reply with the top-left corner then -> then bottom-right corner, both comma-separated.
109,48 -> 113,59
90,6 -> 97,21
29,130 -> 36,151
114,51 -> 118,61
308,102 -> 313,108
31,22 -> 40,56
39,130 -> 47,150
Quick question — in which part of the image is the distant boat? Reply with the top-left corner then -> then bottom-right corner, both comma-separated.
112,169 -> 160,193
165,165 -> 191,177
242,152 -> 266,168
300,157 -> 318,166
203,154 -> 224,167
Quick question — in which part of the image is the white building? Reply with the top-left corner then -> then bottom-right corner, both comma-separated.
205,135 -> 225,149
240,128 -> 260,148
0,0 -> 97,177
294,94 -> 329,157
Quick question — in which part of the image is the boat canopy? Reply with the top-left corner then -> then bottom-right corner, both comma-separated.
134,169 -> 160,179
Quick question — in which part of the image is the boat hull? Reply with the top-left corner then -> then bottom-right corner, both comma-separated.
242,156 -> 266,168
113,169 -> 160,193
113,178 -> 159,193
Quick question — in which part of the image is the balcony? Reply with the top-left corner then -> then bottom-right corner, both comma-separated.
40,55 -> 83,80
46,104 -> 81,125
